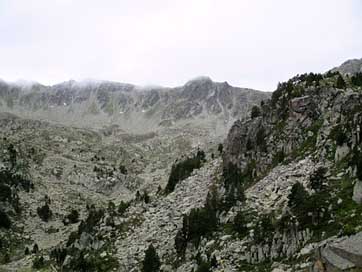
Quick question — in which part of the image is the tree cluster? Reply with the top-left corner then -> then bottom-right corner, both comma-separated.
175,191 -> 218,257
351,72 -> 362,87
165,149 -> 206,193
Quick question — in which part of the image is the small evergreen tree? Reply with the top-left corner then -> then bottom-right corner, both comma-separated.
63,209 -> 79,225
108,201 -> 116,216
118,201 -> 129,216
142,244 -> 161,272
32,243 -> 39,254
217,143 -> 223,154
251,105 -> 261,119
37,203 -> 53,222
196,260 -> 211,272
288,182 -> 309,212
310,167 -> 327,192
336,74 -> 346,89
233,211 -> 248,236
32,255 -> 45,269
0,209 -> 11,229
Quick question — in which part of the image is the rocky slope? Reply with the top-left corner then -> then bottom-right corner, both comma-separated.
1,60 -> 362,272
0,77 -> 267,134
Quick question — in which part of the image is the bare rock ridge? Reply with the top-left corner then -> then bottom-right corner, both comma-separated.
331,58 -> 362,75
0,77 -> 269,133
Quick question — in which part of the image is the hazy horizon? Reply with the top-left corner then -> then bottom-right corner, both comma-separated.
0,0 -> 361,92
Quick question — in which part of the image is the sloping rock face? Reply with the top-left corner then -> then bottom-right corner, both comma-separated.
219,68 -> 362,271
312,232 -> 362,271
331,58 -> 362,75
0,77 -> 269,133
223,82 -> 362,178
114,159 -> 220,272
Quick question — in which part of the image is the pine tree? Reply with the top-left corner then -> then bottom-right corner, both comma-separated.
142,244 -> 161,272
217,143 -> 223,154
251,105 -> 261,119
336,74 -> 346,89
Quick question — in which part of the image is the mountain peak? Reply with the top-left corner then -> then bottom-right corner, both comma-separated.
184,76 -> 213,86
331,58 -> 362,75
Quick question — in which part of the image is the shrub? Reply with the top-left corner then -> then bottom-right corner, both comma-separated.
142,244 -> 161,272
37,203 -> 53,222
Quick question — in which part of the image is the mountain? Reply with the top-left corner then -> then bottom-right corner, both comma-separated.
0,77 -> 268,133
331,58 -> 362,75
1,59 -> 362,272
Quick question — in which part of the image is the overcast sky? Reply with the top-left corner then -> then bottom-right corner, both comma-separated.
0,0 -> 361,91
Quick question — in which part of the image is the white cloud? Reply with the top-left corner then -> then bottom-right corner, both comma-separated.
0,0 -> 361,91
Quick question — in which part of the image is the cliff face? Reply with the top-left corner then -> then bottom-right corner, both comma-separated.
220,69 -> 362,271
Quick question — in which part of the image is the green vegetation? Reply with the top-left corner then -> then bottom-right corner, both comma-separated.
255,127 -> 267,151
351,72 -> 362,87
195,260 -> 212,272
175,191 -> 219,256
272,150 -> 285,166
32,255 -> 46,269
222,163 -> 246,211
142,244 -> 161,272
65,249 -> 119,272
78,207 -> 105,234
253,214 -> 274,244
63,209 -> 79,225
251,105 -> 261,119
37,203 -> 53,222
218,143 -> 223,154
330,124 -> 348,146
0,210 -> 11,229
232,210 -> 249,237
165,149 -> 206,193
118,200 -> 130,216
351,148 -> 362,180
336,74 -> 346,89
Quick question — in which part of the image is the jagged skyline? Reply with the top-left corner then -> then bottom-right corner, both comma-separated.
0,0 -> 361,91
